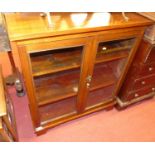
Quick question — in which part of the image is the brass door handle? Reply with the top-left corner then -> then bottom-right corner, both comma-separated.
86,75 -> 92,83
86,75 -> 92,89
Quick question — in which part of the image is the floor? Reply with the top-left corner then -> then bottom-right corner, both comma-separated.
8,85 -> 155,142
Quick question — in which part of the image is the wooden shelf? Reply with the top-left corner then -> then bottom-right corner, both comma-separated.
98,45 -> 131,54
96,47 -> 130,64
35,69 -> 80,106
90,63 -> 117,91
86,85 -> 115,108
39,97 -> 77,123
31,47 -> 82,77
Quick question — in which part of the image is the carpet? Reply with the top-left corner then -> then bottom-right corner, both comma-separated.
8,86 -> 155,142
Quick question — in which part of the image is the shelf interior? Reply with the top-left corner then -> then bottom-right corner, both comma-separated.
30,46 -> 83,77
39,97 -> 77,123
34,69 -> 80,106
96,38 -> 134,62
86,85 -> 115,108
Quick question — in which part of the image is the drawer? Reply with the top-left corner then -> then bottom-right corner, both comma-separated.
131,63 -> 155,79
144,45 -> 155,63
126,86 -> 155,101
138,63 -> 155,77
132,74 -> 155,90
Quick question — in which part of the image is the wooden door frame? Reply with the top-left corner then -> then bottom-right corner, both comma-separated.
78,27 -> 146,112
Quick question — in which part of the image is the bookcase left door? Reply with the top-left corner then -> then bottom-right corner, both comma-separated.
18,37 -> 92,130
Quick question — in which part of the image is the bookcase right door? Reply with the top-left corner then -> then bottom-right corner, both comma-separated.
85,37 -> 136,110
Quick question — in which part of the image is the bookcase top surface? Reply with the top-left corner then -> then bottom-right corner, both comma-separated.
4,12 -> 154,41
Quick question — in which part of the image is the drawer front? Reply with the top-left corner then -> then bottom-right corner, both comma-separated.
138,63 -> 155,77
144,45 -> 155,63
133,74 -> 155,90
127,86 -> 155,101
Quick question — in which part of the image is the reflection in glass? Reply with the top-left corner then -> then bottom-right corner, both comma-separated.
86,38 -> 135,109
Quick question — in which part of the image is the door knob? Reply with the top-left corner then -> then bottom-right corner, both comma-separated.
86,75 -> 92,89
86,83 -> 90,88
86,75 -> 92,83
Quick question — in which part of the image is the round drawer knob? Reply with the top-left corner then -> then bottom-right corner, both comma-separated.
152,88 -> 155,91
134,93 -> 139,97
149,67 -> 153,71
86,83 -> 90,88
141,81 -> 146,85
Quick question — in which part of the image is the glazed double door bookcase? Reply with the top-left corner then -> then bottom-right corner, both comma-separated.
18,28 -> 143,133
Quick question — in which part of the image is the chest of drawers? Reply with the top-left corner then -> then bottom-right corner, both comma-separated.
118,39 -> 155,107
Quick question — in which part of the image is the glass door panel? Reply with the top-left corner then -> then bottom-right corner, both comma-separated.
29,46 -> 84,123
86,38 -> 135,109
